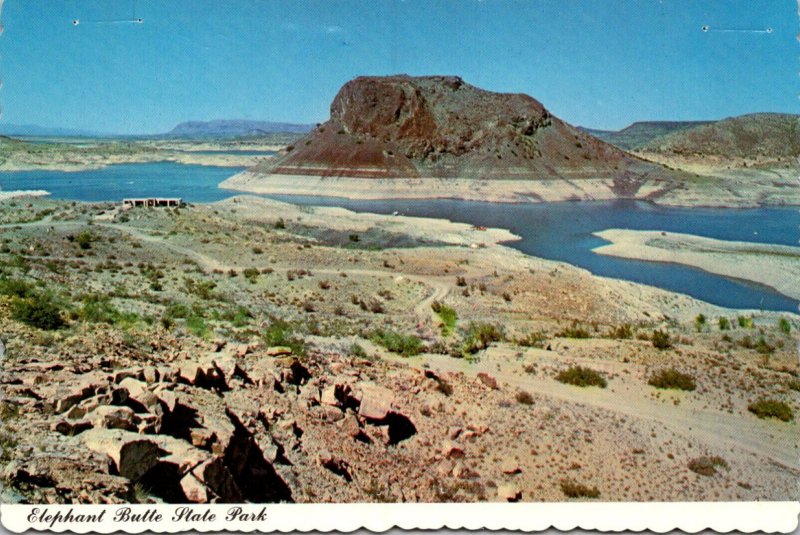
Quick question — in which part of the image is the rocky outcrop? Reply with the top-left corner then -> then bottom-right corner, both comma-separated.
254,75 -> 683,195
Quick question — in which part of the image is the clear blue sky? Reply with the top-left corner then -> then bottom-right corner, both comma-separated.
1,0 -> 797,134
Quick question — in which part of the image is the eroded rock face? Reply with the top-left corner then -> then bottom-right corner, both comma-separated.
258,74 -> 682,192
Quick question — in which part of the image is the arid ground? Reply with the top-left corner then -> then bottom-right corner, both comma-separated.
1,196 -> 797,503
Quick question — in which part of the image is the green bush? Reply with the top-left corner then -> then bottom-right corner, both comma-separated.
694,314 -> 706,332
748,399 -> 793,422
264,318 -> 307,356
648,368 -> 696,391
370,329 -> 424,357
651,330 -> 672,349
186,315 -> 209,338
559,479 -> 600,499
737,315 -> 754,329
78,294 -> 137,326
74,230 -> 95,250
778,318 -> 791,335
461,322 -> 504,355
0,277 -> 35,298
11,295 -> 65,330
718,317 -> 730,331
555,366 -> 607,388
431,301 -> 457,336
242,268 -> 260,284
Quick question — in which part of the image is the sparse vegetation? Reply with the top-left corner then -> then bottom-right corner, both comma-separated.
515,390 -> 534,405
651,329 -> 672,349
559,479 -> 600,499
737,315 -> 754,329
460,322 -> 504,355
694,313 -> 706,332
778,317 -> 791,335
718,317 -> 730,331
648,368 -> 696,391
431,301 -> 457,336
263,318 -> 307,356
556,321 -> 590,339
516,330 -> 547,348
688,456 -> 728,477
555,366 -> 607,388
747,399 -> 793,422
11,294 -> 65,330
370,329 -> 424,357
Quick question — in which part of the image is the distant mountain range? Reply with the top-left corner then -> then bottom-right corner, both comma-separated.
0,124 -> 107,138
578,121 -> 713,151
167,120 -> 315,137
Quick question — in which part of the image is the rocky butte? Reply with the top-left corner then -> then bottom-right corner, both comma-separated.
232,75 -> 686,202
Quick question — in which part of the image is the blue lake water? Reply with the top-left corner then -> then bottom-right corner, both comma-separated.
1,162 -> 244,203
2,162 -> 798,312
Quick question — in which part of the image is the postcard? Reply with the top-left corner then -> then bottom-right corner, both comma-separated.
0,0 -> 798,533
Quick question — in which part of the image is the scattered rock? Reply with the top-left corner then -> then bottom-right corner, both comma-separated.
442,440 -> 465,459
355,382 -> 395,421
501,459 -> 521,475
498,483 -> 522,502
81,428 -> 161,481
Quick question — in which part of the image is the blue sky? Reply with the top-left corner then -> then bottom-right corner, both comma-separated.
1,0 -> 797,134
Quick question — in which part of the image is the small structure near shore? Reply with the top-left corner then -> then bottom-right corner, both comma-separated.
122,198 -> 182,208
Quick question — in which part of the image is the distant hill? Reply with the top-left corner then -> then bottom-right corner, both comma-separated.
579,121 -> 713,151
0,124 -> 105,138
168,120 -> 314,137
256,74 -> 680,193
640,113 -> 800,158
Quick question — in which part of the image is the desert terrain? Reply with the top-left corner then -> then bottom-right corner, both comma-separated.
0,196 -> 797,504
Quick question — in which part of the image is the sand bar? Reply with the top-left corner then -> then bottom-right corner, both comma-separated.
593,228 -> 800,301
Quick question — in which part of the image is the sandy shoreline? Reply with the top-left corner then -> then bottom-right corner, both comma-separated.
219,170 -> 800,208
0,190 -> 50,201
593,228 -> 800,301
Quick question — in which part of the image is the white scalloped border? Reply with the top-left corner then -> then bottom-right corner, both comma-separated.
1,503 -> 799,534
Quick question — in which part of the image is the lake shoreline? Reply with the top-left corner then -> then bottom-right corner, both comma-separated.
219,171 -> 800,209
593,229 -> 800,302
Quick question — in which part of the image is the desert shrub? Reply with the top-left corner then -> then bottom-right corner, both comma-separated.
431,301 -> 457,336
242,268 -> 260,283
747,399 -> 793,422
555,366 -> 607,388
11,294 -> 65,330
274,218 -> 286,229
651,330 -> 672,349
461,322 -> 504,355
688,456 -> 728,477
78,294 -> 136,325
0,277 -> 35,298
648,368 -> 696,391
515,390 -> 534,405
456,276 -> 467,287
737,315 -> 754,329
694,314 -> 706,332
74,230 -> 95,250
559,479 -> 600,499
350,343 -> 368,359
718,317 -> 730,331
517,331 -> 547,348
609,323 -> 633,339
778,318 -> 791,335
252,247 -> 263,255
556,321 -> 590,339
348,233 -> 359,242
186,315 -> 209,338
754,337 -> 774,355
787,380 -> 800,392
184,278 -> 217,300
263,318 -> 307,356
370,329 -> 424,357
